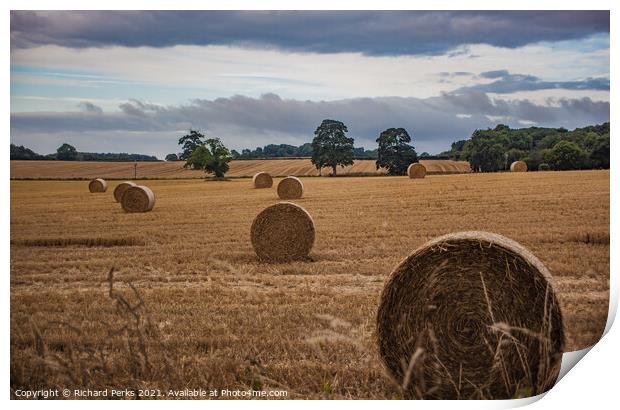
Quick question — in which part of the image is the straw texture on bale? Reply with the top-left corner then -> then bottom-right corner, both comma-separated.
277,176 -> 304,199
121,185 -> 155,213
88,178 -> 108,193
377,231 -> 564,399
253,172 -> 273,188
113,181 -> 137,202
250,202 -> 315,262
510,160 -> 528,172
407,163 -> 427,179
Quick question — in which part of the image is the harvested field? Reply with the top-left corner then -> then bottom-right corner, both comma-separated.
10,170 -> 609,399
10,159 -> 471,179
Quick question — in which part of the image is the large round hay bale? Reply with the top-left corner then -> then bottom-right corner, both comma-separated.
250,202 -> 315,262
277,176 -> 304,199
510,160 -> 528,172
121,185 -> 155,213
253,172 -> 273,188
377,231 -> 564,399
113,181 -> 137,202
407,163 -> 427,179
88,178 -> 108,193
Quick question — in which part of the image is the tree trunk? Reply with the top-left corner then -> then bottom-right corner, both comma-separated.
332,165 -> 337,177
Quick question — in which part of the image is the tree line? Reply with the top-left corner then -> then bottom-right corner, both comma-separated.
175,120 -> 418,177
440,122 -> 609,172
11,121 -> 609,175
10,143 -> 158,161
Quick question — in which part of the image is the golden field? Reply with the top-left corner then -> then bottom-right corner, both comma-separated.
10,158 -> 471,179
10,170 -> 609,399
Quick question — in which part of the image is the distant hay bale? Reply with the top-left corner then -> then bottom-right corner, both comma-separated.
277,176 -> 304,199
113,181 -> 137,202
250,202 -> 315,262
510,160 -> 528,172
88,178 -> 108,193
253,172 -> 273,188
377,231 -> 564,399
121,185 -> 155,213
407,163 -> 427,179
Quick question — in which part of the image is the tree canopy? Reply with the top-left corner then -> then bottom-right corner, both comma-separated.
56,143 -> 78,161
178,130 -> 205,160
184,137 -> 232,178
311,119 -> 355,176
375,128 -> 418,175
442,122 -> 609,172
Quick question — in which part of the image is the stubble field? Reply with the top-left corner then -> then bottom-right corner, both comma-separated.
10,159 -> 471,179
10,170 -> 609,399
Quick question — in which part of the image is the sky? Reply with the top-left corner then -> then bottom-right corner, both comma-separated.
10,11 -> 610,158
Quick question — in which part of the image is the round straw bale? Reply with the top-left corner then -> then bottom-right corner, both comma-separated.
121,185 -> 155,213
253,172 -> 273,188
277,176 -> 304,199
510,160 -> 528,172
113,181 -> 137,202
88,178 -> 108,193
377,231 -> 564,399
250,202 -> 315,262
407,163 -> 427,179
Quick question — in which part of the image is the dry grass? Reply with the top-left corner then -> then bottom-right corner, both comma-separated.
10,170 -> 609,399
11,159 -> 471,179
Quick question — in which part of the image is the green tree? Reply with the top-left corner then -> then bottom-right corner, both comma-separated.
586,135 -> 610,169
522,149 -> 549,172
178,130 -> 205,160
538,163 -> 550,171
465,135 -> 505,172
165,153 -> 179,161
185,138 -> 232,178
56,143 -> 78,161
10,144 -> 44,160
311,119 -> 354,176
545,141 -> 587,170
375,128 -> 418,175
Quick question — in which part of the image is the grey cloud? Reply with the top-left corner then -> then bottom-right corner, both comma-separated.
460,71 -> 609,94
78,101 -> 102,114
10,11 -> 609,56
10,92 -> 610,157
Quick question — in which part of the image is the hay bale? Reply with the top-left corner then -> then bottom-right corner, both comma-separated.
113,181 -> 137,202
277,176 -> 304,199
88,178 -> 108,193
250,202 -> 315,262
253,172 -> 273,188
407,163 -> 427,179
376,231 -> 564,399
510,160 -> 528,172
121,185 -> 155,213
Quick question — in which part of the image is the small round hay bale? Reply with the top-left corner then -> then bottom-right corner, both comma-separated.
121,185 -> 155,213
253,172 -> 273,188
407,163 -> 427,179
277,176 -> 304,199
250,202 -> 315,262
377,231 -> 564,399
88,178 -> 108,193
510,160 -> 528,172
113,181 -> 137,202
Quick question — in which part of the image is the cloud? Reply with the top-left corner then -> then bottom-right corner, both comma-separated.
78,101 -> 103,114
459,70 -> 609,94
10,92 -> 610,157
10,11 -> 609,56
